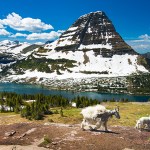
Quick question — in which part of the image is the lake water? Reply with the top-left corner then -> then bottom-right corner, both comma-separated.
0,82 -> 149,102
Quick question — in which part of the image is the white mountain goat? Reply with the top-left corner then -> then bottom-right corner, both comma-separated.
135,117 -> 150,130
81,105 -> 120,131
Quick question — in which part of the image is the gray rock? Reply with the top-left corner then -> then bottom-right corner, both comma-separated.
5,130 -> 16,137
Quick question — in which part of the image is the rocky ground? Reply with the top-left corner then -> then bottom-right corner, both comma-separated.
0,122 -> 150,150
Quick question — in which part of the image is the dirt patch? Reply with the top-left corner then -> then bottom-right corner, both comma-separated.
0,123 -> 150,150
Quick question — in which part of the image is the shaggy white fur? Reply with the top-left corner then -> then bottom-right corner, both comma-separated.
80,105 -> 120,131
135,117 -> 150,130
81,104 -> 106,120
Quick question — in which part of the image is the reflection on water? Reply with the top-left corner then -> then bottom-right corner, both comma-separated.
0,82 -> 149,102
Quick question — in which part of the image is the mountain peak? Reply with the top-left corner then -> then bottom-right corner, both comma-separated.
79,11 -> 104,19
0,40 -> 20,46
51,11 -> 136,57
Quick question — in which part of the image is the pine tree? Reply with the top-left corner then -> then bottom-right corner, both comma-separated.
60,107 -> 64,117
0,99 -> 5,112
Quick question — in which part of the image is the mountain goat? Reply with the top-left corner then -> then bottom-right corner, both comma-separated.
135,117 -> 150,130
81,105 -> 120,131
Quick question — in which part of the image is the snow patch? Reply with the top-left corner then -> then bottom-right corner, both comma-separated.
62,31 -> 77,37
78,43 -> 112,50
56,36 -> 77,47
67,27 -> 78,31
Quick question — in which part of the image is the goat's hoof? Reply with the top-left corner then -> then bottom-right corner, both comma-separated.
89,128 -> 93,131
89,128 -> 96,131
92,129 -> 97,131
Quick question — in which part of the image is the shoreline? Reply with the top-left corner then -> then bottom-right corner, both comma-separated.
0,81 -> 150,97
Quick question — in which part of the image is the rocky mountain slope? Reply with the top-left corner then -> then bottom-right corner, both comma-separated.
0,11 -> 150,89
0,40 -> 31,57
0,40 -> 41,72
52,11 -> 135,56
142,52 -> 150,59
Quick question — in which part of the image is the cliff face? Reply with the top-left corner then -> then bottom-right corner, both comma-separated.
54,11 -> 136,57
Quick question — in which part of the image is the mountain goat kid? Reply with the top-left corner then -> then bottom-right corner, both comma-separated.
135,117 -> 150,131
81,104 -> 120,131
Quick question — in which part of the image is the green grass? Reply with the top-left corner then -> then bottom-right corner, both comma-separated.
12,57 -> 77,74
105,102 -> 150,126
47,102 -> 150,127
0,102 -> 150,127
38,135 -> 52,147
0,112 -> 30,125
46,107 -> 82,124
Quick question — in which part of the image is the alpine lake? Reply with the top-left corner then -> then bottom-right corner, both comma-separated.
0,82 -> 149,102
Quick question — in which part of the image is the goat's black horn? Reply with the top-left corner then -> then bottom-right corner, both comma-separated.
117,106 -> 120,111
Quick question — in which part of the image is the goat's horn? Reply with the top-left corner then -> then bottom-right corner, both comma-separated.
117,106 -> 119,111
115,105 -> 119,111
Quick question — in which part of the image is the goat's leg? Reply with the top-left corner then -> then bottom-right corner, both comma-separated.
135,123 -> 138,129
81,119 -> 94,131
93,121 -> 102,130
86,120 -> 94,131
104,121 -> 108,131
81,119 -> 86,130
138,123 -> 142,131
144,123 -> 148,129
147,123 -> 150,129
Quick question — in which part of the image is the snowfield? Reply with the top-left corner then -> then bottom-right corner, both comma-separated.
0,40 -> 31,57
7,52 -> 148,82
8,43 -> 30,55
34,44 -> 149,78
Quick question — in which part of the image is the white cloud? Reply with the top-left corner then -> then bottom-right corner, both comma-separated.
0,23 -> 4,29
26,31 -> 61,40
126,34 -> 150,54
0,29 -> 10,36
139,34 -> 150,40
35,42 -> 44,45
10,33 -> 27,38
0,12 -> 53,32
57,30 -> 65,34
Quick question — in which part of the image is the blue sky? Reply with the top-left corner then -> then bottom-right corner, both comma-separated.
0,0 -> 150,53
